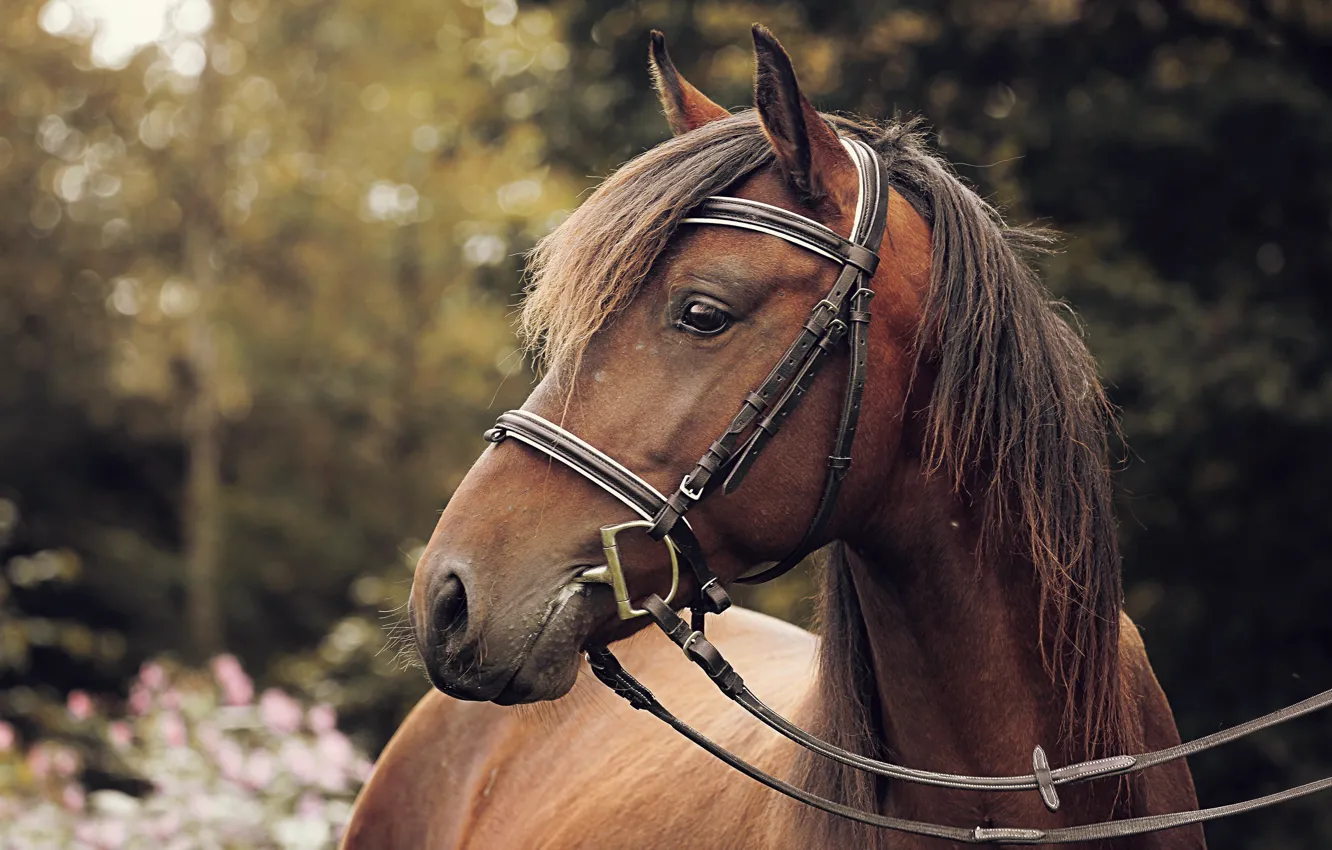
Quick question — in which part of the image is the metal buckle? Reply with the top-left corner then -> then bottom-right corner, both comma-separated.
573,520 -> 679,620
813,298 -> 840,317
679,474 -> 704,502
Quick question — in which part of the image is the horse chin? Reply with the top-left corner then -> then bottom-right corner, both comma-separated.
489,584 -> 596,705
491,647 -> 582,705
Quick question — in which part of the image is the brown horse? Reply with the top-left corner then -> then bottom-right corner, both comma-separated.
343,26 -> 1203,850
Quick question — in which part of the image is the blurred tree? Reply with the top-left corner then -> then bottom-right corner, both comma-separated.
0,0 -> 579,725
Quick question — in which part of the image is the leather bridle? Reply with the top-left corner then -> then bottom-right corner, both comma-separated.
482,136 -> 1332,843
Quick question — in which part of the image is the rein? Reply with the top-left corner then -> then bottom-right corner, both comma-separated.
482,137 -> 1332,843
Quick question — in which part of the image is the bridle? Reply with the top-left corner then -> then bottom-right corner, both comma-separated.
486,137 -> 888,620
482,136 -> 1332,843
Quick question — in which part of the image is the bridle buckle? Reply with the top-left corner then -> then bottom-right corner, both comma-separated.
679,474 -> 704,502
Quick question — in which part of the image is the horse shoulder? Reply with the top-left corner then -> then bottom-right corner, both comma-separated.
1118,611 -> 1206,848
341,688 -> 516,850
344,607 -> 820,850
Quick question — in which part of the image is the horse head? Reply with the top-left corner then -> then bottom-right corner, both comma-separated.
410,27 -> 932,704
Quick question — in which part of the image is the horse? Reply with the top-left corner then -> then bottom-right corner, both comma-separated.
342,26 -> 1204,849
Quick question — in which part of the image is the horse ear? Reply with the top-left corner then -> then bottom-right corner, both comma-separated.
751,25 -> 856,210
650,30 -> 729,136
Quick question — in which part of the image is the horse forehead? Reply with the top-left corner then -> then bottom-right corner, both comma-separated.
726,165 -> 854,237
650,165 -> 853,286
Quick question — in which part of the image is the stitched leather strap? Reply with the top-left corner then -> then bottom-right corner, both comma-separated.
588,638 -> 1332,844
484,410 -> 729,614
632,591 -> 1332,802
660,138 -> 891,574
487,139 -> 890,618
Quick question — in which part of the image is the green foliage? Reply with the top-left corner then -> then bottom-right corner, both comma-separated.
1,0 -> 574,686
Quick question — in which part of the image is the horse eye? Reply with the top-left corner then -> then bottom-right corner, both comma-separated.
677,300 -> 732,336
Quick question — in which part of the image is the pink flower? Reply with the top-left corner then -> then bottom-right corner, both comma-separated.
306,703 -> 337,734
354,757 -> 375,783
297,792 -> 323,819
150,811 -> 181,840
159,712 -> 187,748
52,747 -> 80,777
159,688 -> 182,711
61,783 -> 85,811
128,683 -> 152,716
215,739 -> 245,783
210,654 -> 254,706
244,749 -> 275,789
316,730 -> 353,771
67,689 -> 94,721
0,721 -> 15,752
195,721 -> 222,754
107,721 -> 133,750
92,819 -> 128,847
139,661 -> 166,691
280,739 -> 320,783
259,688 -> 303,735
311,735 -> 354,794
26,744 -> 51,779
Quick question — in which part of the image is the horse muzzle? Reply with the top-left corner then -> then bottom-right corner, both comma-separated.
413,561 -> 598,704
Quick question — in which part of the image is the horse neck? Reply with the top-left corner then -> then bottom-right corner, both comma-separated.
826,451 -> 1126,828
849,457 -> 1064,770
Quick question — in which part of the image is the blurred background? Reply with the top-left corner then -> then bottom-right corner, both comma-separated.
1,0 -> 1330,845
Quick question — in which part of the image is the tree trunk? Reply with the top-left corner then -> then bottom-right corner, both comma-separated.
184,223 -> 222,660
183,0 -> 232,661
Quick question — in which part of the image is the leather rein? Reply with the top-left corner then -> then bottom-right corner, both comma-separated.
481,137 -> 1332,843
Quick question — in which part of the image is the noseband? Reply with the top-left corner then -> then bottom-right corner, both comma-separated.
482,136 -> 1332,843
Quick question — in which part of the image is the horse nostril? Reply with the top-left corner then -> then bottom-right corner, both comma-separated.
432,574 -> 469,644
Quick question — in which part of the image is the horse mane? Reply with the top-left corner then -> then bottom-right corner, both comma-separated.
522,111 -> 1129,839
795,116 -> 1130,846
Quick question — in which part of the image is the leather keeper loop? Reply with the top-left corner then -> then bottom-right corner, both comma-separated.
846,244 -> 879,275
647,504 -> 679,541
818,321 -> 847,352
699,580 -> 731,614
683,633 -> 733,681
643,595 -> 690,642
714,668 -> 746,699
849,310 -> 872,324
709,438 -> 731,457
1032,746 -> 1060,813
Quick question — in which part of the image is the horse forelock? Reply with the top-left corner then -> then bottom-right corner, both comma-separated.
521,112 -> 774,380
